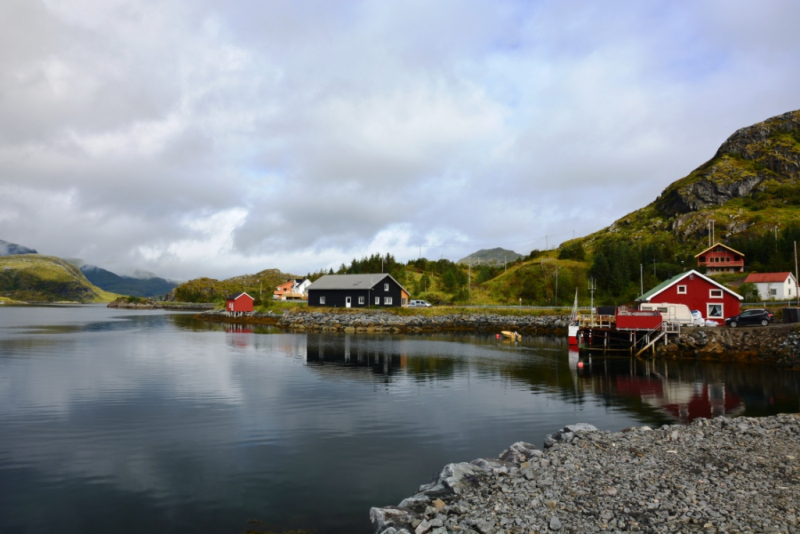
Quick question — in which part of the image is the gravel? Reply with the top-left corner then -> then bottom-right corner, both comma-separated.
371,414 -> 800,533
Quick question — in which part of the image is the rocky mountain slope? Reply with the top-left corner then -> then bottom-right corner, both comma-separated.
0,255 -> 118,302
80,264 -> 177,298
573,109 -> 800,252
457,248 -> 521,265
0,239 -> 37,256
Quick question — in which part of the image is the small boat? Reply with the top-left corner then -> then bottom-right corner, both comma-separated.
568,288 -> 579,346
500,330 -> 522,341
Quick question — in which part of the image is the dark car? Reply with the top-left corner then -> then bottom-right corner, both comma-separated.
725,309 -> 774,327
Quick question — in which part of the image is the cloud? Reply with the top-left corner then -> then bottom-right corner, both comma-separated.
0,0 -> 799,278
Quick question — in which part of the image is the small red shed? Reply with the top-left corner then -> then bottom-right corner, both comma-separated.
226,292 -> 254,314
637,270 -> 742,324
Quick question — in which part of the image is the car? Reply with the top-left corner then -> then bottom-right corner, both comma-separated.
408,300 -> 432,308
724,309 -> 774,328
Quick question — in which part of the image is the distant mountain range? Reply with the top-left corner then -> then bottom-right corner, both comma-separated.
80,265 -> 177,298
0,239 -> 37,256
457,248 -> 522,266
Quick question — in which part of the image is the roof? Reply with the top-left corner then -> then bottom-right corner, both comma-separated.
694,242 -> 745,258
744,272 -> 795,284
637,270 -> 743,302
307,273 -> 409,294
227,292 -> 253,300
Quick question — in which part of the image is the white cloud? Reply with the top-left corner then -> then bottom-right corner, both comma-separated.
1,0 -> 799,278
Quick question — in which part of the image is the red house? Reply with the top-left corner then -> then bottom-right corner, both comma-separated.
637,270 -> 742,323
226,292 -> 254,315
695,243 -> 745,274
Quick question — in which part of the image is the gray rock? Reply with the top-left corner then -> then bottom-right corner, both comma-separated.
549,516 -> 562,530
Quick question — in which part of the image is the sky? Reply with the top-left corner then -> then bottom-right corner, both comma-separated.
1,0 -> 799,281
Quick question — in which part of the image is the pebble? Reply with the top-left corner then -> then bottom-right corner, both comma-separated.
370,414 -> 800,533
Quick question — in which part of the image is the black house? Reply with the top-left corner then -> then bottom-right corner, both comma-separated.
307,274 -> 410,308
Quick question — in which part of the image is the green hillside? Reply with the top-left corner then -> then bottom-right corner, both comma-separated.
173,268 -> 297,304
0,255 -> 119,303
80,265 -> 177,297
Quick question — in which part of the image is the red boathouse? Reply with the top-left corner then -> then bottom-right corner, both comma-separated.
637,270 -> 742,323
226,292 -> 254,315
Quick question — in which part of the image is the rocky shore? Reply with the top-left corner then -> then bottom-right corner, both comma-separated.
371,414 -> 800,534
277,310 -> 568,335
655,323 -> 800,368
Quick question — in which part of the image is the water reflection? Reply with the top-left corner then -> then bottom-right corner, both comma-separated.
1,308 -> 798,534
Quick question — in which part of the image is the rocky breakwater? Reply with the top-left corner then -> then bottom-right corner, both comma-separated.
278,310 -> 568,335
656,323 -> 800,369
371,415 -> 800,534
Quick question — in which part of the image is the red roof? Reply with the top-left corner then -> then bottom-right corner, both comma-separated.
744,272 -> 794,283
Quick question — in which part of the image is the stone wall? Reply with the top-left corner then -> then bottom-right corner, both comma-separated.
655,322 -> 800,368
276,310 -> 568,335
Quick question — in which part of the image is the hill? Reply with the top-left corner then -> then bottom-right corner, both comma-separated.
80,265 -> 177,298
457,248 -> 522,265
0,239 -> 37,256
0,255 -> 118,302
173,268 -> 297,303
571,109 -> 800,254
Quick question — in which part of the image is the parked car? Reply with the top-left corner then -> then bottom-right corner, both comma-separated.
408,300 -> 432,308
724,309 -> 774,327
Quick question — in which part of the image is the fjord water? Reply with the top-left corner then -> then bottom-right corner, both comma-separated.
1,307 -> 799,534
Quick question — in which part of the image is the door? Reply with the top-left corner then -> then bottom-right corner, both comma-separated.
345,296 -> 351,308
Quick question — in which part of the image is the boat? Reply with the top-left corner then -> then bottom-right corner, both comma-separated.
568,288 -> 579,346
500,330 -> 522,341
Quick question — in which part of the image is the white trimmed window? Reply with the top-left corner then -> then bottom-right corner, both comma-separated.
320,296 -> 326,305
677,285 -> 687,294
375,297 -> 380,305
384,283 -> 389,291
384,297 -> 393,305
358,296 -> 365,304
707,303 -> 723,319
709,289 -> 723,298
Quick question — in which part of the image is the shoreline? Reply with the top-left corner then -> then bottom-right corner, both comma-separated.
371,414 -> 800,534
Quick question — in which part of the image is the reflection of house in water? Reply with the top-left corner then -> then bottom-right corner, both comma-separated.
574,357 -> 744,423
225,324 -> 253,348
305,334 -> 407,376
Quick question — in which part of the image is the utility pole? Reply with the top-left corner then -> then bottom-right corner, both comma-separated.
640,263 -> 643,296
555,266 -> 560,307
795,241 -> 799,307
653,258 -> 656,277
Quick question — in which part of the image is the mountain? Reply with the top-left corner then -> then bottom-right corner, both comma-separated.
173,268 -> 297,303
457,248 -> 522,266
0,239 -> 37,256
0,255 -> 117,302
80,265 -> 177,298
569,109 -> 800,254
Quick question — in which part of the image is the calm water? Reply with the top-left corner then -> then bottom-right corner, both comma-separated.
1,306 -> 799,534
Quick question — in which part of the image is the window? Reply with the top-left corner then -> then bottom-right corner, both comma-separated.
710,289 -> 723,298
707,303 -> 723,318
677,285 -> 687,294
401,297 -> 407,306
320,296 -> 326,305
375,297 -> 380,305
769,289 -> 777,296
358,296 -> 365,304
384,283 -> 389,292
384,297 -> 392,305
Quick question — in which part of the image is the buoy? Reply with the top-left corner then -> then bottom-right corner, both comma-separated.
496,334 -> 501,339
578,361 -> 584,369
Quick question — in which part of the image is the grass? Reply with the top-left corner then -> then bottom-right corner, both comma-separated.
0,254 -> 119,303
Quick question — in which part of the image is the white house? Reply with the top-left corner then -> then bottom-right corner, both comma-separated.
743,272 -> 798,300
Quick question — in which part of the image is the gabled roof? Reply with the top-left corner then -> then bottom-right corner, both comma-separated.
744,272 -> 796,284
227,292 -> 253,300
308,273 -> 410,294
694,242 -> 745,258
637,270 -> 743,302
